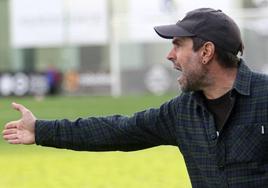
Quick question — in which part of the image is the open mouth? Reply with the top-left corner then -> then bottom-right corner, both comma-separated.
174,66 -> 181,72
174,68 -> 183,84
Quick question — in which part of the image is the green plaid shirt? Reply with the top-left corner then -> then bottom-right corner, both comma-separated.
36,59 -> 268,188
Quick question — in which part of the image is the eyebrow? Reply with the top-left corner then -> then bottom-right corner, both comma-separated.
172,38 -> 183,45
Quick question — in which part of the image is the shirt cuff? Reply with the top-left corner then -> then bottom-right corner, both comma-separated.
35,119 -> 56,146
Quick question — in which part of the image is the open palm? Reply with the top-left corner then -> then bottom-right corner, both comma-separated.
2,102 -> 36,144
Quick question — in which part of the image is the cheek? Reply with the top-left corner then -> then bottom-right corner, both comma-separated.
182,58 -> 201,75
177,56 -> 191,70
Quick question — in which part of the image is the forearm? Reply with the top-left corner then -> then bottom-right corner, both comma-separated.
35,100 -> 178,151
35,117 -> 156,151
36,117 -> 136,151
35,116 -> 171,151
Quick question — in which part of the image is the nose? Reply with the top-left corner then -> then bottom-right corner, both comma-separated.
166,48 -> 181,70
166,48 -> 176,62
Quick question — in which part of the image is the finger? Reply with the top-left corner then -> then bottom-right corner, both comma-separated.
2,129 -> 17,135
3,134 -> 18,140
4,121 -> 19,129
12,102 -> 28,114
7,139 -> 21,144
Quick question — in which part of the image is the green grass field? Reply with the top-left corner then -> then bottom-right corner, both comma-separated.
0,94 -> 191,188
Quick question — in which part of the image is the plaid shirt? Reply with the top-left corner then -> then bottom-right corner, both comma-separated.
36,59 -> 268,188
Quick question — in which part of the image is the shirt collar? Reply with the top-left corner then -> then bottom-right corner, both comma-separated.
232,59 -> 252,96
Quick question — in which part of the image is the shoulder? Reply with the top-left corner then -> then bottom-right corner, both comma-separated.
251,71 -> 268,86
165,92 -> 194,104
160,92 -> 196,112
252,71 -> 268,81
250,71 -> 268,95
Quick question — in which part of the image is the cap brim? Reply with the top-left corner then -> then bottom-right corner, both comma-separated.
154,24 -> 195,39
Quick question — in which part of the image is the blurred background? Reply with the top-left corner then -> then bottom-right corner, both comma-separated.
0,0 -> 268,97
1,1 -> 268,188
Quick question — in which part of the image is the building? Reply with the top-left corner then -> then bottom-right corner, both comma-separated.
0,0 -> 268,96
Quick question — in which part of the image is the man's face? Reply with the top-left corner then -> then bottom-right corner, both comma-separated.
167,37 -> 209,92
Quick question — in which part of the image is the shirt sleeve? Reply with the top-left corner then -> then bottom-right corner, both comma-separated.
35,98 -> 178,151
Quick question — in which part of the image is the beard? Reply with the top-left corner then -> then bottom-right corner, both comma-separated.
178,64 -> 210,92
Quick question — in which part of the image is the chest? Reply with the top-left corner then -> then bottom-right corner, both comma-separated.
177,98 -> 268,165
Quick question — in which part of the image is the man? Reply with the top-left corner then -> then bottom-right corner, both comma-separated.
2,8 -> 268,187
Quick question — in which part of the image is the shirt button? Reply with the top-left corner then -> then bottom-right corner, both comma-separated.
210,134 -> 217,140
218,164 -> 225,170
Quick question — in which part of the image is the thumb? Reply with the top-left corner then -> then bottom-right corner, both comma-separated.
12,102 -> 28,114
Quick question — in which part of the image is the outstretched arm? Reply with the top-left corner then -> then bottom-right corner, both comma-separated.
34,98 -> 178,151
2,102 -> 36,144
2,98 -> 178,151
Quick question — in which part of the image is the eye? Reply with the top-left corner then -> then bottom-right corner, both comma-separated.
173,43 -> 181,51
172,38 -> 183,51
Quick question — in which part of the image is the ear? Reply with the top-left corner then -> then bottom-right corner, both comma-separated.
201,42 -> 215,64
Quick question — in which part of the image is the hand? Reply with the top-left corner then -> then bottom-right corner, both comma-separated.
2,102 -> 36,144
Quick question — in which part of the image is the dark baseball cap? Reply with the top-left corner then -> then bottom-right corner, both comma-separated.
154,8 -> 244,55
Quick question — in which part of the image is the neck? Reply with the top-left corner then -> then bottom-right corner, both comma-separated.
202,65 -> 237,99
